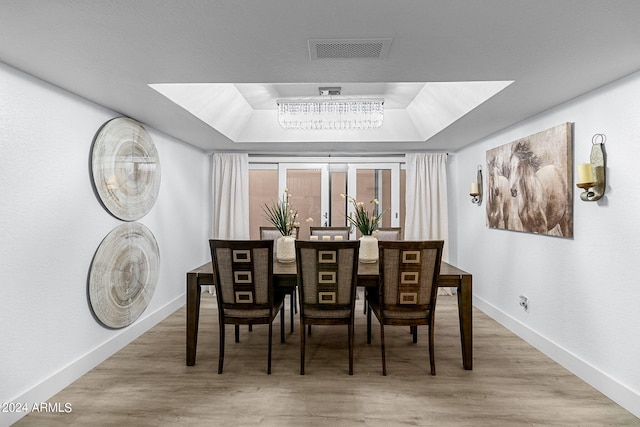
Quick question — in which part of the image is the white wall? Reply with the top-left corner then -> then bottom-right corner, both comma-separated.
0,62 -> 210,426
3,54 -> 639,423
451,70 -> 640,417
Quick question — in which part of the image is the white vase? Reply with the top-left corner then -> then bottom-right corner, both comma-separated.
276,235 -> 296,263
359,235 -> 379,263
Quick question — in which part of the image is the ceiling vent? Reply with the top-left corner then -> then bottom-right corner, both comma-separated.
308,38 -> 392,60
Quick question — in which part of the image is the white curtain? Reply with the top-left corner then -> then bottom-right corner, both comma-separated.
211,152 -> 249,239
404,153 -> 450,262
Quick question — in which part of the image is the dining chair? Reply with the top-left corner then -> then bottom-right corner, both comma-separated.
209,239 -> 285,374
295,240 -> 359,375
260,226 -> 299,332
309,226 -> 350,240
362,227 -> 403,314
366,240 -> 444,376
260,226 -> 300,244
372,227 -> 403,241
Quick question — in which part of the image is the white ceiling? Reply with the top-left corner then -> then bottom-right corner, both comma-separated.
149,80 -> 513,143
1,1 -> 639,154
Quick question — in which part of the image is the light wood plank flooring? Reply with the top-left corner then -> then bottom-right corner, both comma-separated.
16,293 -> 638,426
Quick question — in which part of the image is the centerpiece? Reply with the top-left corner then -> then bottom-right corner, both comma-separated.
262,189 -> 299,263
343,194 -> 387,263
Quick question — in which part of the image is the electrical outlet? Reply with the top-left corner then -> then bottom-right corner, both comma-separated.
519,295 -> 529,312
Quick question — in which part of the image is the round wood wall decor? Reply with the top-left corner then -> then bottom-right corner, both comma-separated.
91,117 -> 161,221
89,222 -> 160,329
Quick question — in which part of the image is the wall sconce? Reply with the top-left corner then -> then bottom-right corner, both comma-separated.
470,165 -> 483,205
576,134 -> 606,202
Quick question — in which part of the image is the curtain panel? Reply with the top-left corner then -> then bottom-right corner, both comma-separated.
211,153 -> 250,239
404,153 -> 449,262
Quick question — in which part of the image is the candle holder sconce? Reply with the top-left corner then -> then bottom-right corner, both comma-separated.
576,134 -> 606,202
470,165 -> 483,205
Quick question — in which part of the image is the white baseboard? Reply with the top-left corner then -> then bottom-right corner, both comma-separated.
474,296 -> 640,419
3,295 -> 185,427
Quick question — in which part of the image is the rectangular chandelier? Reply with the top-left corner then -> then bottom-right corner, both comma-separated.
277,96 -> 384,130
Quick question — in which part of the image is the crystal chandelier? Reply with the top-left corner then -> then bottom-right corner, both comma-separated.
277,87 -> 384,130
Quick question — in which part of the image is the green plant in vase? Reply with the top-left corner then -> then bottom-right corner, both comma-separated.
342,194 -> 387,236
262,189 -> 299,237
342,194 -> 388,263
262,189 -> 299,262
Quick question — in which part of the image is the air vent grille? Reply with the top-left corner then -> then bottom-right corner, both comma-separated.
309,38 -> 392,60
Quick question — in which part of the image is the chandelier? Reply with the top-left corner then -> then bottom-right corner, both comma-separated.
277,87 -> 384,130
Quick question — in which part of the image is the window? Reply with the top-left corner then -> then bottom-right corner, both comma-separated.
249,157 -> 405,240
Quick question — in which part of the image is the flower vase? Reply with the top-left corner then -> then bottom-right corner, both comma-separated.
276,235 -> 296,263
359,235 -> 379,263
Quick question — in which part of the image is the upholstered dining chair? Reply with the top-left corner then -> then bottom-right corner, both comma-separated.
372,227 -> 403,241
260,226 -> 299,332
362,227 -> 403,314
295,240 -> 359,375
309,226 -> 350,240
260,226 -> 299,246
209,239 -> 285,374
366,240 -> 444,376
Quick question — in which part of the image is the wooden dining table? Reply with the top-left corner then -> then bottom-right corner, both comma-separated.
186,259 -> 473,370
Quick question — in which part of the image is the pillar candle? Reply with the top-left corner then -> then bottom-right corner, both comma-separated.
310,236 -> 318,240
322,235 -> 331,241
334,235 -> 343,241
470,182 -> 479,195
577,163 -> 594,184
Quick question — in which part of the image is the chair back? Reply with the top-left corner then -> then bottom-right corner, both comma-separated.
209,240 -> 274,311
378,241 -> 444,311
260,226 -> 299,255
295,240 -> 359,315
373,227 -> 402,241
309,226 -> 350,240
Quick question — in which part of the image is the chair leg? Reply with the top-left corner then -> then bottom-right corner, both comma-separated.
380,323 -> 386,376
280,305 -> 285,343
268,322 -> 273,375
300,321 -> 306,375
363,289 -> 367,314
412,325 -> 418,344
348,322 -> 354,375
429,322 -> 436,376
280,303 -> 285,329
235,324 -> 240,343
218,322 -> 225,374
367,306 -> 372,344
308,324 -> 312,335
289,291 -> 294,333
249,325 -> 252,332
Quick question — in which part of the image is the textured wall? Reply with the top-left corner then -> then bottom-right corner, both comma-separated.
0,61 -> 210,425
451,70 -> 640,417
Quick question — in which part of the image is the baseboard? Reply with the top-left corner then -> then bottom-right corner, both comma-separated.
4,295 -> 185,427
474,296 -> 640,419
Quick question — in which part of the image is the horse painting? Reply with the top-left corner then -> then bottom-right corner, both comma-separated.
508,140 -> 572,236
486,123 -> 573,238
487,157 -> 521,230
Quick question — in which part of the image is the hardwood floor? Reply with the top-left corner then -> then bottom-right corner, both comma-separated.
16,293 -> 637,426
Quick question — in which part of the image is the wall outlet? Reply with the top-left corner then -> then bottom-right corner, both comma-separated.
519,295 -> 529,312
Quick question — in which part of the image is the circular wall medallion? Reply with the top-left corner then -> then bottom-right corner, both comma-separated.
89,222 -> 160,329
91,117 -> 161,221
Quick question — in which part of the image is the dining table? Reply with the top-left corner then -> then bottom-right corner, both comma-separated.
186,259 -> 473,370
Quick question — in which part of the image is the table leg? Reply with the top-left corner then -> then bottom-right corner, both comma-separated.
457,275 -> 473,370
186,272 -> 202,366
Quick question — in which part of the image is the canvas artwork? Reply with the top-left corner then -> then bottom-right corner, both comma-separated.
486,123 -> 573,237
